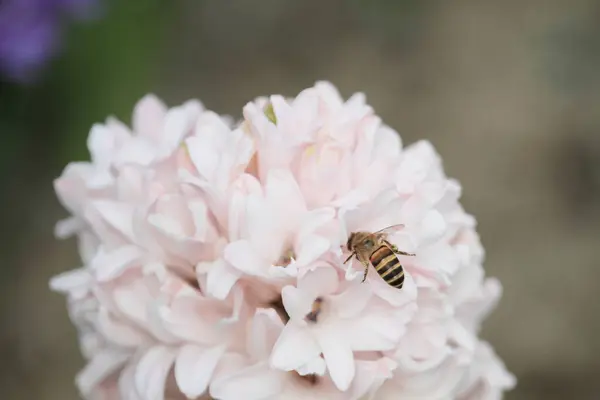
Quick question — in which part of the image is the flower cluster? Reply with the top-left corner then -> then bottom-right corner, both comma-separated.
51,82 -> 515,399
0,0 -> 99,83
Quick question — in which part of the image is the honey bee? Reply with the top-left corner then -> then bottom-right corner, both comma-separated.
344,224 -> 415,289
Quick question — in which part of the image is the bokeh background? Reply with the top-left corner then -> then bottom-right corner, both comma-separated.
2,0 -> 600,399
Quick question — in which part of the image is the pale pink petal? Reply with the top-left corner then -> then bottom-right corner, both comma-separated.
220,286 -> 244,325
53,163 -> 93,212
370,271 -> 417,307
116,166 -> 146,203
175,344 -> 226,398
210,362 -> 283,400
395,353 -> 467,399
330,282 -> 372,318
343,258 -> 363,282
113,282 -> 152,327
227,174 -> 263,242
416,243 -> 459,278
159,106 -> 193,157
135,346 -> 177,400
77,230 -> 100,264
449,320 -> 477,352
77,350 -> 130,396
148,213 -> 188,240
344,312 -> 409,351
297,267 -> 339,296
223,240 -> 268,277
416,181 -> 447,206
457,278 -> 503,332
266,94 -> 287,120
289,90 -> 320,129
193,111 -> 231,144
414,209 -> 447,245
247,308 -> 284,360
244,194 -> 285,260
373,125 -> 402,158
133,94 -> 167,138
297,357 -> 327,377
157,298 -> 222,345
268,262 -> 299,278
189,200 -> 210,240
399,324 -> 448,361
186,136 -> 220,182
294,234 -> 330,266
181,99 -> 204,120
317,330 -> 355,391
350,358 -> 397,400
449,265 -> 484,306
119,361 -> 143,400
92,200 -> 135,242
264,169 -> 307,219
315,81 -> 344,110
92,245 -> 143,281
55,216 -> 83,239
480,278 -> 503,317
271,324 -> 321,371
79,332 -> 103,360
210,353 -> 249,383
280,285 -> 313,321
146,301 -> 184,345
229,127 -> 255,168
97,308 -> 149,348
296,207 -> 335,242
154,194 -> 195,233
332,189 -> 370,210
49,268 -> 92,295
116,138 -> 157,166
395,346 -> 451,373
87,123 -> 121,167
204,258 -> 242,300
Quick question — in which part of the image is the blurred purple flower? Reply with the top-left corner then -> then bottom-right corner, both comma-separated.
0,0 -> 99,83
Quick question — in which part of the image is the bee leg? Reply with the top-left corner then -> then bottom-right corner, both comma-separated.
343,252 -> 356,264
361,262 -> 369,283
385,240 -> 416,256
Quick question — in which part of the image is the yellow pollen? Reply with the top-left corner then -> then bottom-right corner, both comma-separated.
180,142 -> 190,155
177,142 -> 194,169
304,145 -> 317,158
240,120 -> 252,135
264,103 -> 277,124
277,249 -> 296,266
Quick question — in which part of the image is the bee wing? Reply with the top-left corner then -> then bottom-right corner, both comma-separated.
374,224 -> 406,237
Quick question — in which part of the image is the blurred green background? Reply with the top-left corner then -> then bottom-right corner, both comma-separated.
2,0 -> 600,399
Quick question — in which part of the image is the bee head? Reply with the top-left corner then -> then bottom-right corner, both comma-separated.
363,238 -> 375,249
346,233 -> 355,251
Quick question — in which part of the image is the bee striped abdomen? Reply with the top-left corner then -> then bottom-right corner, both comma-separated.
370,245 -> 405,289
